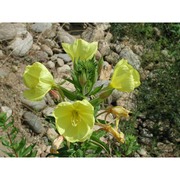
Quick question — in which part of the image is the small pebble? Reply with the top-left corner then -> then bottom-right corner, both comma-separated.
41,44 -> 53,56
42,107 -> 54,117
57,58 -> 64,67
21,95 -> 47,111
46,128 -> 58,142
1,106 -> 12,118
57,64 -> 71,74
23,111 -> 45,134
47,61 -> 55,69
137,148 -> 147,156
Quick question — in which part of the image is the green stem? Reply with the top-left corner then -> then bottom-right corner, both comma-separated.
57,86 -> 66,102
90,136 -> 110,156
7,132 -> 18,157
96,110 -> 107,118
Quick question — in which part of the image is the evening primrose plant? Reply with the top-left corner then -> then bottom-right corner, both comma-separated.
22,38 -> 141,157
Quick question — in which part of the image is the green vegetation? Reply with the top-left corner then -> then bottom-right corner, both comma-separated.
0,113 -> 37,157
110,23 -> 180,156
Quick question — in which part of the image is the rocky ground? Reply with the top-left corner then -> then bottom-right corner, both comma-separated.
0,23 -> 179,157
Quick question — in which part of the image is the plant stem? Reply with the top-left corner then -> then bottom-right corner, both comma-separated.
7,132 -> 18,157
96,110 -> 107,118
57,86 -> 65,102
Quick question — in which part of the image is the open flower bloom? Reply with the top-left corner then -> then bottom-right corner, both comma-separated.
62,39 -> 98,61
53,99 -> 95,142
110,59 -> 141,92
23,62 -> 56,101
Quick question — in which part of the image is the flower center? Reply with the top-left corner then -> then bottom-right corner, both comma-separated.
71,110 -> 81,127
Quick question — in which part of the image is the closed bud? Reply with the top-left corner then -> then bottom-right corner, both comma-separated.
99,86 -> 113,99
79,71 -> 87,87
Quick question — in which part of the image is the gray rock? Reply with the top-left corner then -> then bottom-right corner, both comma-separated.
95,50 -> 102,60
98,40 -> 111,56
41,44 -> 53,56
105,51 -> 119,65
21,96 -> 47,111
57,28 -> 75,44
42,107 -> 54,117
105,32 -> 113,43
139,137 -> 152,145
119,46 -> 141,70
23,111 -> 45,134
81,27 -> 105,42
0,23 -> 26,41
32,44 -> 41,51
12,65 -> 18,72
0,50 -> 5,59
116,91 -> 137,110
33,51 -> 48,61
111,89 -> 123,102
8,32 -> 33,56
57,64 -> 71,74
94,80 -> 109,89
44,93 -> 55,106
95,23 -> 111,31
57,58 -> 64,67
157,142 -> 174,153
55,53 -> 71,63
161,49 -> 169,57
140,128 -> 153,138
0,69 -> 8,78
43,39 -> 58,48
42,25 -> 57,39
46,128 -> 58,142
31,23 -> 52,33
137,148 -> 147,156
132,45 -> 144,56
52,48 -> 63,54
1,106 -> 12,118
115,44 -> 125,54
46,61 -> 55,69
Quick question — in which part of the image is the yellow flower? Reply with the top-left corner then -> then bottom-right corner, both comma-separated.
108,106 -> 130,119
62,39 -> 98,61
53,99 -> 95,142
96,123 -> 125,143
110,59 -> 141,92
23,62 -> 56,101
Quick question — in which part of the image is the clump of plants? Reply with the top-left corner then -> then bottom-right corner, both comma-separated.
110,23 -> 180,156
21,39 -> 140,157
0,113 -> 37,157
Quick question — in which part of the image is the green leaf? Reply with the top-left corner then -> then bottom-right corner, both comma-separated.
60,86 -> 83,101
5,119 -> 14,129
1,139 -> 10,147
0,113 -> 7,121
76,149 -> 84,157
15,139 -> 26,155
21,144 -> 36,157
2,150 -> 15,157
26,149 -> 37,157
88,85 -> 103,96
90,134 -> 110,155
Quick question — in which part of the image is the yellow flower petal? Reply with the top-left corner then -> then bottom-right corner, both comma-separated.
53,99 -> 95,142
108,106 -> 130,119
62,39 -> 98,61
23,62 -> 56,101
110,59 -> 141,92
23,82 -> 52,101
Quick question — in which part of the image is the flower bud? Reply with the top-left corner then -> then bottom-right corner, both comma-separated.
78,71 -> 87,87
110,59 -> 141,92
